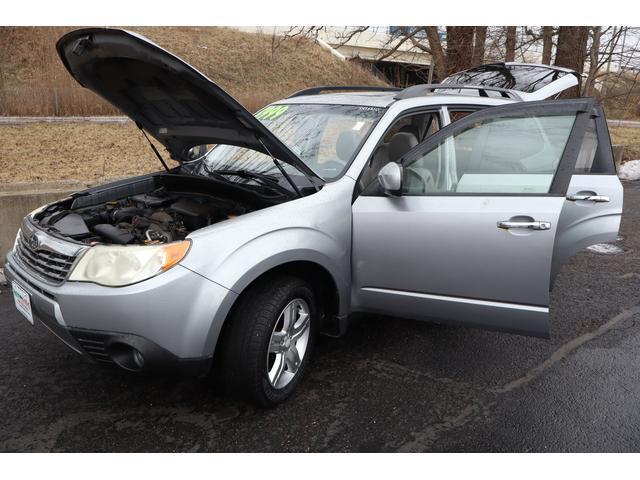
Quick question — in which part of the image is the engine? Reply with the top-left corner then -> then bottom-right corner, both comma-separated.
37,187 -> 250,245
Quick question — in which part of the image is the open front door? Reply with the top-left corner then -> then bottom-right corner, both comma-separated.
351,98 -> 599,337
442,62 -> 580,101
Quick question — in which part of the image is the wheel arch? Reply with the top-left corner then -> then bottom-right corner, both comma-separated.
233,260 -> 341,328
206,257 -> 347,361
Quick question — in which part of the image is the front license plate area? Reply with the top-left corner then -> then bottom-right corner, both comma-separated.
12,281 -> 34,325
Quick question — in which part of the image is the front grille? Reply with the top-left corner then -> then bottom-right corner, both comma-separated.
15,231 -> 77,284
72,333 -> 115,365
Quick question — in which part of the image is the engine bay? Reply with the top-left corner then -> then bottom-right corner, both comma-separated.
36,186 -> 252,245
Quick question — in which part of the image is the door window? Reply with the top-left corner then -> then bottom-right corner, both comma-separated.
403,113 -> 577,195
448,110 -> 476,124
358,111 -> 441,190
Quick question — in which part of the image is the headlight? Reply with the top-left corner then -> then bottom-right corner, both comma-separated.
68,240 -> 191,287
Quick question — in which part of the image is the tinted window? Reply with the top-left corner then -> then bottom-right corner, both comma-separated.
443,64 -> 573,93
575,119 -> 598,173
403,114 -> 576,195
589,112 -> 617,174
382,112 -> 438,143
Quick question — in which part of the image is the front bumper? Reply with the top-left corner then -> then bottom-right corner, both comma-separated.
5,249 -> 238,373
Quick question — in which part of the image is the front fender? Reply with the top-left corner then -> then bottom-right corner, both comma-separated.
190,226 -> 351,313
192,227 -> 351,357
180,178 -> 355,355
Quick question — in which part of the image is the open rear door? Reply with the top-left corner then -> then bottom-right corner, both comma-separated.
550,105 -> 624,285
442,62 -> 581,101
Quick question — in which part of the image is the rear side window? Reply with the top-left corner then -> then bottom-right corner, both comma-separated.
574,112 -> 617,174
574,120 -> 598,173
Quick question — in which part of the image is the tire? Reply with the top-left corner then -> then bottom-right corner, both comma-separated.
220,274 -> 317,407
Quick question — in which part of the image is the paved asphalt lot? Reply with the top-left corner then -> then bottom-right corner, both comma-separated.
2,184 -> 640,452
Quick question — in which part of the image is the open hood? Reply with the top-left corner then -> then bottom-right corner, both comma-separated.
442,62 -> 581,101
56,28 -> 321,180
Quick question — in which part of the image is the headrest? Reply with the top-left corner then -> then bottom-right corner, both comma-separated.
389,132 -> 418,161
399,124 -> 421,140
336,131 -> 361,162
373,143 -> 389,161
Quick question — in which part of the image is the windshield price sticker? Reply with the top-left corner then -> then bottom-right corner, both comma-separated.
255,105 -> 289,120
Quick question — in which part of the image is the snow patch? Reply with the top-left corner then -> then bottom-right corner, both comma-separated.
618,159 -> 640,181
586,243 -> 625,255
0,267 -> 6,290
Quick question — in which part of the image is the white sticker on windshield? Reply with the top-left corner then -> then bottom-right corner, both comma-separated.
352,121 -> 365,131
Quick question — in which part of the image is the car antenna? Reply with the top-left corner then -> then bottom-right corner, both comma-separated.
137,123 -> 170,172
257,137 -> 306,197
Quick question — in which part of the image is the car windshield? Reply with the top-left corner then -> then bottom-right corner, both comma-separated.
195,103 -> 384,184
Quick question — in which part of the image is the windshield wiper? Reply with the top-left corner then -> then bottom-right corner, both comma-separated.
208,168 -> 293,196
214,169 -> 278,184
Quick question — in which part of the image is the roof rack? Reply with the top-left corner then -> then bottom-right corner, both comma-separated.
394,83 -> 522,101
288,85 -> 401,98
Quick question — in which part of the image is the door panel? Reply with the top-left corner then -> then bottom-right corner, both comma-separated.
551,174 -> 624,285
551,108 -> 624,285
355,287 -> 550,337
352,195 -> 563,336
351,98 -> 595,337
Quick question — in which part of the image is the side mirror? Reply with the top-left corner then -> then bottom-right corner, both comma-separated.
377,162 -> 403,196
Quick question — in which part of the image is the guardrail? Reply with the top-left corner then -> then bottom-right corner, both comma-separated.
1,116 -> 639,128
0,116 -> 130,124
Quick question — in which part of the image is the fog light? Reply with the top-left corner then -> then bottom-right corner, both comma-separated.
109,343 -> 145,372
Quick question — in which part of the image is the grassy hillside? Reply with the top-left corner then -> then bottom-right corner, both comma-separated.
0,27 -> 387,116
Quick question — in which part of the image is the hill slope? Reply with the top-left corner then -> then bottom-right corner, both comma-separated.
0,26 -> 387,116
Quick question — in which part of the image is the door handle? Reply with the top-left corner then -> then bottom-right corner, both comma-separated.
497,220 -> 551,230
566,194 -> 610,203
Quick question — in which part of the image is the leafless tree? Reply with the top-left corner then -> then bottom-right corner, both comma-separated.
542,26 -> 554,64
399,26 -> 488,79
583,26 -> 603,96
472,26 -> 488,65
505,26 -> 517,62
554,26 -> 590,96
281,26 -> 640,107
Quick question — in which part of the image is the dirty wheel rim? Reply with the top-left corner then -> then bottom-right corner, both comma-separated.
267,298 -> 311,389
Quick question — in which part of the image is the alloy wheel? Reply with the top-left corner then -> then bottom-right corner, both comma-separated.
266,298 -> 311,389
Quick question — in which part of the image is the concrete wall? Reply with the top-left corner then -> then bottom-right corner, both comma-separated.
0,181 -> 91,264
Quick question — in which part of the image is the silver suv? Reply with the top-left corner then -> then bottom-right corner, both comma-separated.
6,29 -> 623,406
